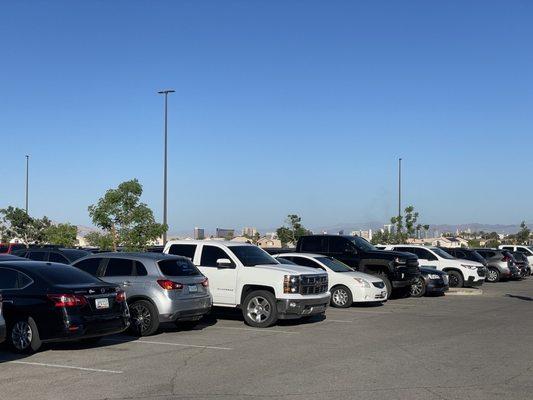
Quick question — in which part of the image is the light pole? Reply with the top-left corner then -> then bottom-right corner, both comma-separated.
158,89 -> 175,245
25,155 -> 29,214
398,157 -> 402,222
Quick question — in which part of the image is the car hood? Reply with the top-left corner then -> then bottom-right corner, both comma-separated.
253,263 -> 325,275
366,249 -> 418,260
419,267 -> 446,275
339,270 -> 384,282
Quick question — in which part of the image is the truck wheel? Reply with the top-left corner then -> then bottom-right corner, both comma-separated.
242,290 -> 278,328
330,285 -> 353,308
8,317 -> 42,354
410,277 -> 426,297
486,268 -> 500,283
447,271 -> 464,288
377,273 -> 392,298
129,300 -> 160,336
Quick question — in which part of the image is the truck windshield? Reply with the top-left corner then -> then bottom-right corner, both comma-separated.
347,236 -> 376,252
230,246 -> 278,266
316,257 -> 353,272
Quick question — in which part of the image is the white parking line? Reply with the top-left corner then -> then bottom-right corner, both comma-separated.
211,326 -> 299,335
102,338 -> 233,350
11,361 -> 123,374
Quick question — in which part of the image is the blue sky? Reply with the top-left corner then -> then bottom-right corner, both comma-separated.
1,0 -> 532,232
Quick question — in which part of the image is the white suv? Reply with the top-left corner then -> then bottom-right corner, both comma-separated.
163,241 -> 330,328
273,253 -> 388,307
382,245 -> 486,288
499,245 -> 533,266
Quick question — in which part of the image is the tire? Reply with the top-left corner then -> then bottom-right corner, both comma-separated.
129,300 -> 160,336
486,267 -> 500,283
330,285 -> 353,308
377,273 -> 392,298
410,276 -> 426,297
447,270 -> 464,288
8,317 -> 42,354
242,290 -> 278,328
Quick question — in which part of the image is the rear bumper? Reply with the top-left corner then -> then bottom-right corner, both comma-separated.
276,295 -> 330,319
159,295 -> 212,322
45,314 -> 130,343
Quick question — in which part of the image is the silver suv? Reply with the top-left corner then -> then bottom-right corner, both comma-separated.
72,252 -> 212,336
474,249 -> 520,282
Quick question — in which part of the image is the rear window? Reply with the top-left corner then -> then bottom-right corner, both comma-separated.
61,249 -> 90,261
37,265 -> 102,285
158,259 -> 201,277
167,244 -> 197,260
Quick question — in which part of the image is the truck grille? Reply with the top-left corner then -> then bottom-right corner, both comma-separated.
398,265 -> 420,278
299,274 -> 328,295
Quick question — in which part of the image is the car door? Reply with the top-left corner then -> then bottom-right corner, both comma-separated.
100,258 -> 146,298
197,245 -> 237,305
328,237 -> 361,269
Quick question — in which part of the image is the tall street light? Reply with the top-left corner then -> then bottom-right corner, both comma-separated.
398,157 -> 402,221
158,89 -> 175,245
25,155 -> 30,214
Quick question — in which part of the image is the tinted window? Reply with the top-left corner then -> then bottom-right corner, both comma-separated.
0,268 -> 21,289
74,258 -> 102,276
316,257 -> 354,272
300,237 -> 325,252
168,244 -> 197,260
104,258 -> 135,276
158,259 -> 201,276
200,246 -> 234,267
276,257 -> 297,265
501,246 -> 513,250
135,261 -> 148,276
454,250 -> 466,259
329,237 -> 352,253
49,252 -> 69,264
61,249 -> 90,261
291,257 -> 323,269
28,251 -> 47,261
517,247 -> 532,255
230,246 -> 278,266
37,265 -> 101,285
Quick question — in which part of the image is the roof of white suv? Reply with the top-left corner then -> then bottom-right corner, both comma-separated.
166,240 -> 255,248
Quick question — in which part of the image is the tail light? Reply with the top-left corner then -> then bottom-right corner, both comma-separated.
502,255 -> 511,262
200,278 -> 209,288
157,280 -> 183,290
115,290 -> 126,302
47,294 -> 88,308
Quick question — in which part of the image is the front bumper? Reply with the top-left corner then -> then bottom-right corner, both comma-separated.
353,286 -> 388,302
392,265 -> 420,288
465,277 -> 484,287
276,295 -> 330,320
426,279 -> 449,294
159,295 -> 212,322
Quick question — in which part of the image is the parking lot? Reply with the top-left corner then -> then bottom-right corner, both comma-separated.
1,280 -> 532,400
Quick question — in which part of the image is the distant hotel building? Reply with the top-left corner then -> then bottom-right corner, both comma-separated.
242,227 -> 258,237
193,227 -> 205,240
350,229 -> 373,241
216,228 -> 235,239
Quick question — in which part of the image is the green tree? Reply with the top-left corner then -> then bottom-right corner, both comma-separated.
516,221 -> 531,245
0,206 -> 51,247
276,214 -> 311,246
88,179 -> 167,251
44,223 -> 78,247
84,231 -> 115,251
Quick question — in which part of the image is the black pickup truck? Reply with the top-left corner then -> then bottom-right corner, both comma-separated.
292,235 -> 420,295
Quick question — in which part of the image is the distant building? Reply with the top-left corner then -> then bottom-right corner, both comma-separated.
194,227 -> 205,240
431,237 -> 469,248
230,236 -> 253,243
350,229 -> 373,241
242,227 -> 258,237
257,237 -> 282,248
216,228 -> 235,239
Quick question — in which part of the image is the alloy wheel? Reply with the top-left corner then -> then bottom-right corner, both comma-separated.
410,278 -> 424,296
332,288 -> 349,306
487,269 -> 498,282
130,303 -> 152,334
246,296 -> 271,323
11,321 -> 32,351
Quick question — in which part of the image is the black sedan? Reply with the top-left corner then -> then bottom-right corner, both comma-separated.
0,261 -> 130,353
410,267 -> 449,297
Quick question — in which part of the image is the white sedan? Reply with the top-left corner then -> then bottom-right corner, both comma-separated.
274,253 -> 388,308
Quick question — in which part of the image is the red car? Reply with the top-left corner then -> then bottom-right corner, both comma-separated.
0,243 -> 27,254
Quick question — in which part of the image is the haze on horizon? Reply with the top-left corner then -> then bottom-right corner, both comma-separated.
1,1 -> 532,232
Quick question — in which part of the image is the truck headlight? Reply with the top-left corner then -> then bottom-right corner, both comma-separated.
283,275 -> 300,294
353,277 -> 371,288
461,264 -> 478,270
427,274 -> 440,280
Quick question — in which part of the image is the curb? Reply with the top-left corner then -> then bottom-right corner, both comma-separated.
446,288 -> 483,296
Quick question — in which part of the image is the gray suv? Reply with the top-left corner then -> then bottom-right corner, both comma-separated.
72,253 -> 212,336
474,249 -> 520,282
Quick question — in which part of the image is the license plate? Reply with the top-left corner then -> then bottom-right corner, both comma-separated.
95,298 -> 110,309
188,285 -> 198,293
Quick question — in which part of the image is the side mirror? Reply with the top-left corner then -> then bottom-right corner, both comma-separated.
216,258 -> 233,268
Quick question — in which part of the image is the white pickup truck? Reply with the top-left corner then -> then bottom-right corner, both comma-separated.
163,240 -> 330,327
